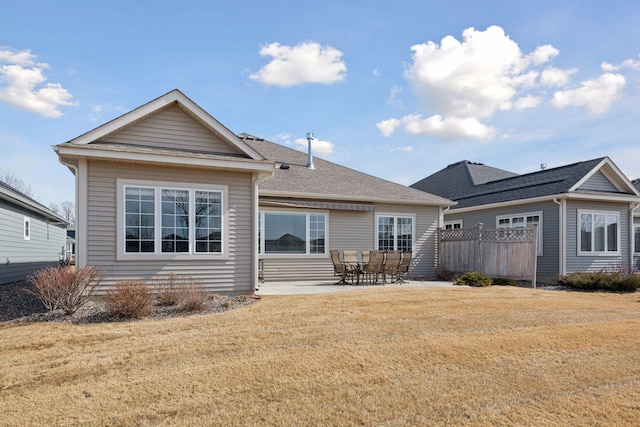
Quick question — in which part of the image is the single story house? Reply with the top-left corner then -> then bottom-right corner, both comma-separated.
0,180 -> 68,285
411,158 -> 640,281
54,89 -> 453,294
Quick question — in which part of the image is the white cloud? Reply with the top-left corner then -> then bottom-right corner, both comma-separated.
249,41 -> 347,87
514,94 -> 542,110
386,113 -> 495,141
551,72 -> 625,115
293,137 -> 334,155
540,66 -> 577,87
386,86 -> 404,108
0,47 -> 76,118
380,26 -> 559,141
602,57 -> 640,72
391,145 -> 413,153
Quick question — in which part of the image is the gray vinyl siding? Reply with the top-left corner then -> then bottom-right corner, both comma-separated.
104,104 -> 244,155
565,200 -> 630,272
259,203 -> 440,282
445,201 -> 560,279
577,171 -> 619,192
85,160 -> 254,294
0,199 -> 66,285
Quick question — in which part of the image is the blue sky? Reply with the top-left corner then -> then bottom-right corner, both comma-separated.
2,0 -> 640,207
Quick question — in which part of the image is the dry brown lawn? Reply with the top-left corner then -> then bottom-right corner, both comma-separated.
1,286 -> 640,426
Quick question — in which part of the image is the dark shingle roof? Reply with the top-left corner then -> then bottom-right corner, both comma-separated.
239,134 -> 453,206
0,180 -> 67,223
410,160 -> 518,200
633,178 -> 640,191
435,158 -> 607,209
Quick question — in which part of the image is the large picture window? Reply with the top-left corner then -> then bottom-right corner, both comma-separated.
376,214 -> 414,252
635,225 -> 640,255
259,211 -> 326,255
496,212 -> 543,255
578,210 -> 619,255
122,183 -> 224,257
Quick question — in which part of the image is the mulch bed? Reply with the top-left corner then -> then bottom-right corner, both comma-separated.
0,281 -> 259,325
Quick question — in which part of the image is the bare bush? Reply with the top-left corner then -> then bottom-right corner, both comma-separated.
26,266 -> 103,314
105,280 -> 154,319
153,273 -> 208,312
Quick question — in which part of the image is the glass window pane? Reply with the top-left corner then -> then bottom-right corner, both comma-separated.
264,213 -> 306,253
581,213 -> 592,252
125,186 -> 155,253
161,189 -> 189,253
594,214 -> 605,252
195,191 -> 222,253
309,214 -> 326,254
378,216 -> 395,250
606,215 -> 618,252
635,227 -> 640,253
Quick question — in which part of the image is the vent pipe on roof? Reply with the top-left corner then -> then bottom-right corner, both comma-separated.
306,132 -> 315,169
541,163 -> 547,170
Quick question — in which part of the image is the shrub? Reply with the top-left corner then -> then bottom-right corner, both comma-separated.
153,273 -> 208,311
491,277 -> 517,286
105,280 -> 154,319
26,266 -> 103,314
454,271 -> 492,287
557,270 -> 640,292
435,265 -> 454,281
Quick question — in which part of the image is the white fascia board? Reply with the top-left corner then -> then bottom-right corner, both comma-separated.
448,192 -> 640,215
448,195 -> 563,214
0,186 -> 68,224
569,157 -> 640,195
64,90 -> 265,161
259,190 -> 456,207
55,145 -> 274,173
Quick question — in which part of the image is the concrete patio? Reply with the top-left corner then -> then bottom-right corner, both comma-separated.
256,279 -> 455,295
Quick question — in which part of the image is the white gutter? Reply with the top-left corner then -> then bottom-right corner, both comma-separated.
252,170 -> 274,290
553,198 -> 566,275
58,157 -> 86,268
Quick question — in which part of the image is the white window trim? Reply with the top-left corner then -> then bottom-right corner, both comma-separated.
375,213 -> 416,252
444,220 -> 463,229
116,179 -> 228,261
496,211 -> 543,256
577,209 -> 621,256
24,217 -> 31,240
258,209 -> 329,258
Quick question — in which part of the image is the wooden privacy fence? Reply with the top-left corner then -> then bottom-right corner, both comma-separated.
438,224 -> 538,286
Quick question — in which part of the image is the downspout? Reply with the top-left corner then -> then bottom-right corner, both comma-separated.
553,197 -> 566,276
629,202 -> 640,270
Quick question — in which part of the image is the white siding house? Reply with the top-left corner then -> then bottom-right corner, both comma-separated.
0,181 -> 68,285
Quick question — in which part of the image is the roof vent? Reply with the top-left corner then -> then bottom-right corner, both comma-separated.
279,163 -> 290,170
306,132 -> 315,170
540,163 -> 547,170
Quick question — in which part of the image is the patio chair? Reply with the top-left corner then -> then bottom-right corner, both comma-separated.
330,250 -> 353,285
343,250 -> 362,284
394,251 -> 412,284
383,250 -> 401,284
363,250 -> 385,285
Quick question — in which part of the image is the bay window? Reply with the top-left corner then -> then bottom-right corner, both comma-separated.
578,210 -> 619,255
120,181 -> 225,258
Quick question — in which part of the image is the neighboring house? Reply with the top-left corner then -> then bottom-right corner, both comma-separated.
634,178 -> 640,270
54,90 -> 453,294
0,180 -> 68,285
412,158 -> 640,281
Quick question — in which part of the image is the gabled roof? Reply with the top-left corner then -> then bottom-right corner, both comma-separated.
410,160 -> 518,200
54,90 -> 274,175
59,89 -> 264,160
239,134 -> 454,207
413,157 -> 640,210
0,180 -> 68,224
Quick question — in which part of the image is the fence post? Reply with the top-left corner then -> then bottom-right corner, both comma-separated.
475,223 -> 483,273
